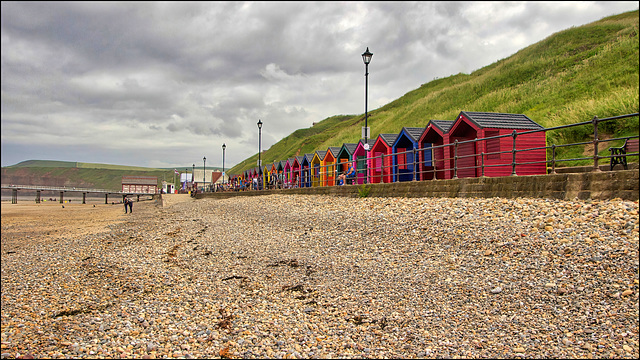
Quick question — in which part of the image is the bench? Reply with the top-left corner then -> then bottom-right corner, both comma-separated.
609,138 -> 639,171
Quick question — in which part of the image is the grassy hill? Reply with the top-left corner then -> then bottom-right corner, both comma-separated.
1,160 -> 223,190
229,10 -> 639,175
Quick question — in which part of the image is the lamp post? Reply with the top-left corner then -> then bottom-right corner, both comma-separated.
257,119 -> 263,190
192,163 -> 195,190
362,47 -> 373,183
203,156 -> 206,192
222,143 -> 226,186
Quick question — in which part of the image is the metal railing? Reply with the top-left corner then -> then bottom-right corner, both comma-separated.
229,113 -> 638,189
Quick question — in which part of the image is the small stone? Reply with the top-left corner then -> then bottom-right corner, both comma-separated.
490,287 -> 503,294
513,347 -> 525,353
621,289 -> 633,297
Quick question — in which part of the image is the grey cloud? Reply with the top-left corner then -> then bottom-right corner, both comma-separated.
2,1 -> 638,168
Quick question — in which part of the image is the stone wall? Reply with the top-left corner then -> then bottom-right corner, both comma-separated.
196,169 -> 639,201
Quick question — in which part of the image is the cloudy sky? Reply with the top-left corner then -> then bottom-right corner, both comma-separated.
2,1 -> 638,169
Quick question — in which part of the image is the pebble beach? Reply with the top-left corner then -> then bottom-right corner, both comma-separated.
1,194 -> 638,359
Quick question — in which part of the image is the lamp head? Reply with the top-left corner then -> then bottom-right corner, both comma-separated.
362,47 -> 373,65
257,119 -> 263,129
222,143 -> 226,150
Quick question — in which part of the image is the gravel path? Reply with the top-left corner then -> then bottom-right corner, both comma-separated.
1,195 -> 638,359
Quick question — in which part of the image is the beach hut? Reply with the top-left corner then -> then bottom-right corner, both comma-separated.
311,150 -> 326,187
322,146 -> 341,186
277,160 -> 286,187
301,154 -> 314,188
448,111 -> 546,178
369,134 -> 398,183
292,156 -> 304,187
284,158 -> 294,188
419,120 -> 454,180
392,127 -> 426,182
336,143 -> 358,181
351,140 -> 368,184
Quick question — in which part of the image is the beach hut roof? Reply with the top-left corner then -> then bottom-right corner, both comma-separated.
377,134 -> 399,147
459,111 -> 543,130
399,127 -> 426,143
315,150 -> 327,159
327,146 -> 341,156
429,120 -> 454,133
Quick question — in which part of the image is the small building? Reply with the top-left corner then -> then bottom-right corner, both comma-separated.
122,176 -> 158,194
311,150 -> 327,187
322,146 -> 341,186
447,111 -> 546,178
301,154 -> 315,188
336,143 -> 358,176
369,134 -> 398,183
161,181 -> 174,194
392,127 -> 426,182
351,140 -> 367,184
419,120 -> 454,180
292,156 -> 304,187
285,158 -> 294,186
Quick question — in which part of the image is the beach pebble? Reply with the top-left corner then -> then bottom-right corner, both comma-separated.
1,195 -> 638,359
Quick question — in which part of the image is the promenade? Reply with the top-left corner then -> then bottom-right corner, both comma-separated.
1,194 -> 638,358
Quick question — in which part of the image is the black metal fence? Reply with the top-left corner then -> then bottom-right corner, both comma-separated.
232,112 -> 638,189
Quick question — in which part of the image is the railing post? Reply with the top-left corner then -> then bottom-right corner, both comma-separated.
453,140 -> 459,179
412,148 -> 417,181
551,144 -> 557,174
592,115 -> 601,172
481,152 -> 485,177
511,130 -> 518,176
380,154 -> 385,183
35,190 -> 41,204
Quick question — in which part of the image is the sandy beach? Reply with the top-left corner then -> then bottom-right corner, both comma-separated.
1,194 -> 638,359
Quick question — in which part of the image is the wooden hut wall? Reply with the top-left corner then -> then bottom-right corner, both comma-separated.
419,121 -> 452,181
369,135 -> 395,184
392,128 -> 425,182
322,147 -> 340,186
352,141 -> 368,185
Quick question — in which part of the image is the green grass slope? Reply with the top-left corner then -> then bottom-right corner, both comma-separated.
230,10 -> 639,175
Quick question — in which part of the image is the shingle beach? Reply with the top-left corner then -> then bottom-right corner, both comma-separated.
1,194 -> 638,359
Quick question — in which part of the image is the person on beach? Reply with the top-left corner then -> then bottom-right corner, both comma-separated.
128,198 -> 133,213
338,161 -> 356,185
124,198 -> 130,213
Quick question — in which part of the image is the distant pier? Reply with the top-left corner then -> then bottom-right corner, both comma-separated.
1,185 -> 157,204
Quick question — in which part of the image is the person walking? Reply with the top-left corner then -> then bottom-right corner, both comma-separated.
127,198 -> 133,213
124,198 -> 129,213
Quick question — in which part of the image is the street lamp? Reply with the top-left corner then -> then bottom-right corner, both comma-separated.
257,119 -> 263,189
222,143 -> 226,185
203,156 -> 206,191
362,46 -> 373,183
192,163 -> 195,190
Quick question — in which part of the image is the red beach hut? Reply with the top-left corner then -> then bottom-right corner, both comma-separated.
418,120 -> 454,180
447,111 -> 546,178
351,140 -> 368,184
369,134 -> 398,183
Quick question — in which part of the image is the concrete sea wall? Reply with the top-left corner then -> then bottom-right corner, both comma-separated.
196,169 -> 639,201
